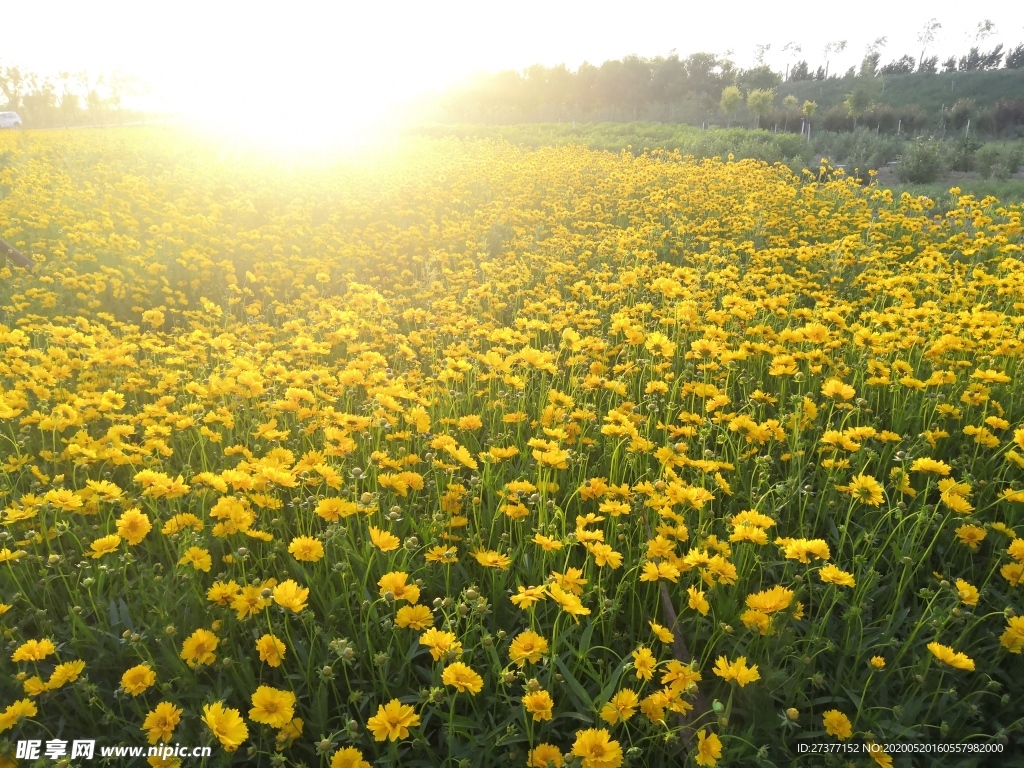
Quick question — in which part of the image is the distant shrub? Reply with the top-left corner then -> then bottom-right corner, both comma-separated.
993,100 -> 1024,134
947,136 -> 982,172
820,105 -> 854,133
897,140 -> 945,183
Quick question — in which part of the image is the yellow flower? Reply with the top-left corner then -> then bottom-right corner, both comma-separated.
820,378 -> 855,400
11,638 -> 56,662
419,628 -> 463,661
202,702 -> 248,752
178,546 -> 212,572
510,585 -> 548,609
870,656 -> 886,669
256,634 -> 287,667
88,533 -> 122,558
442,661 -> 483,694
1000,616 -> 1024,653
180,628 -> 219,668
744,586 -> 794,614
955,524 -> 986,549
395,604 -> 434,629
712,656 -> 760,686
927,641 -> 974,671
910,457 -> 951,476
369,525 -> 400,552
377,571 -> 420,604
366,699 -> 420,741
649,620 -> 674,643
533,533 -> 563,551
276,717 -> 304,750
47,660 -> 86,690
955,579 -> 979,606
528,744 -> 564,768
599,689 -> 639,725
632,647 -> 655,681
523,689 -> 554,721
330,746 -> 371,768
0,698 -> 38,733
782,538 -> 831,563
688,586 -> 710,616
695,729 -> 723,766
822,709 -> 852,740
288,535 -> 324,562
867,742 -> 893,768
316,498 -> 359,521
843,474 -> 884,506
509,630 -> 549,666
143,701 -> 182,745
121,664 -> 156,696
548,582 -> 591,621
249,685 -> 296,728
273,580 -> 309,613
471,549 -> 512,569
116,509 -> 153,545
819,564 -> 856,588
424,545 -> 458,564
572,728 -> 623,768
44,488 -> 83,511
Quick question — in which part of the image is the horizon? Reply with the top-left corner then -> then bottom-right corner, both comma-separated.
3,1 -> 1023,147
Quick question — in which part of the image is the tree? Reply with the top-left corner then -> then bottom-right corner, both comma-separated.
782,42 -> 802,81
917,18 -> 942,70
959,45 -> 1004,71
572,62 -> 600,116
802,100 -> 818,118
918,56 -> 939,74
879,55 -> 916,75
845,88 -> 872,128
720,85 -> 741,127
650,55 -> 687,117
860,37 -> 887,77
789,60 -> 811,81
738,65 -> 781,93
822,40 -> 847,79
0,65 -> 26,110
747,88 -> 775,129
860,52 -> 881,78
782,94 -> 798,131
1007,44 -> 1024,70
941,56 -> 957,73
686,53 -> 733,103
972,19 -> 996,44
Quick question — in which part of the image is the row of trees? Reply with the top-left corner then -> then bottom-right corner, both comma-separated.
0,64 -> 140,127
440,20 -> 1024,127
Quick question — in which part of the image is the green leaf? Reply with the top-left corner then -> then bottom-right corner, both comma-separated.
555,656 -> 593,711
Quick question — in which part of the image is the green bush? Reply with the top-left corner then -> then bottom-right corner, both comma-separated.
897,140 -> 945,183
975,144 -> 1024,179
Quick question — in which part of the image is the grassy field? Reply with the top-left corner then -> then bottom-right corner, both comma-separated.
417,122 -> 1024,203
1,127 -> 1024,767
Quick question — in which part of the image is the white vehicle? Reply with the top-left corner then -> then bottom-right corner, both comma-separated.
0,112 -> 23,129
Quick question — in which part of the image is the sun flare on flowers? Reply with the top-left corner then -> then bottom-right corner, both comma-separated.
2,128 -> 1024,765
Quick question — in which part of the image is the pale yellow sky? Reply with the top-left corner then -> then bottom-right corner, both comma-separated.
3,0 -> 1023,140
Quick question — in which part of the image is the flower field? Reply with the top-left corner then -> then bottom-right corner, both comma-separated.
2,127 -> 1024,767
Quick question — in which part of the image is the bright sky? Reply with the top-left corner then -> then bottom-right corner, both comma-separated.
4,0 -> 1023,144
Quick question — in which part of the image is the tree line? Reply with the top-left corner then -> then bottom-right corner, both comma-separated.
439,20 -> 1024,133
0,65 -> 143,127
